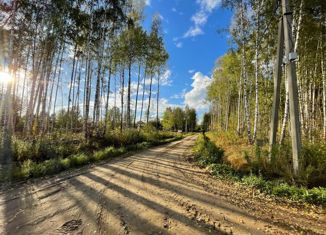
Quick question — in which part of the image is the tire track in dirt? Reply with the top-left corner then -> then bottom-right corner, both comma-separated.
0,135 -> 325,235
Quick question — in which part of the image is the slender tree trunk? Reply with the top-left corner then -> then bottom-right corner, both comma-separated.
84,59 -> 93,139
156,71 -> 160,128
146,71 -> 154,124
113,75 -> 117,130
104,60 -> 112,135
240,1 -> 252,143
225,92 -> 230,131
280,70 -> 289,144
67,44 -> 77,129
20,45 -> 31,118
252,2 -> 261,143
237,70 -> 243,134
46,45 -> 61,130
134,64 -> 141,127
139,69 -> 147,123
52,47 -> 64,131
93,58 -> 102,128
40,50 -> 55,134
120,69 -> 125,132
322,49 -> 326,139
127,61 -> 132,127
25,44 -> 44,134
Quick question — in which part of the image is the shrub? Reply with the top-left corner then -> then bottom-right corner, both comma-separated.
69,153 -> 89,167
60,158 -> 71,170
193,135 -> 224,166
241,175 -> 326,205
208,163 -> 239,179
299,143 -> 326,187
192,133 -> 326,205
6,130 -> 180,183
12,138 -> 33,162
91,146 -> 126,161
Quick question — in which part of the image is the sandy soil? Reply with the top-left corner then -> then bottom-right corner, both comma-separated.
0,135 -> 325,235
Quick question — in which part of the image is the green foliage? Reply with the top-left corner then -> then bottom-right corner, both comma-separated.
193,135 -> 224,166
7,130 -> 181,182
248,141 -> 326,188
162,106 -> 197,131
15,158 -> 63,179
55,108 -> 82,130
69,153 -> 89,167
12,133 -> 84,162
202,113 -> 211,132
162,107 -> 175,130
105,129 -> 144,146
300,143 -> 326,187
12,137 -> 56,162
192,135 -> 326,205
208,163 -> 239,179
92,147 -> 126,162
241,175 -> 326,205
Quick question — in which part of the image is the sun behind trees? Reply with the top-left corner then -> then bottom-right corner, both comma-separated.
0,0 -> 171,180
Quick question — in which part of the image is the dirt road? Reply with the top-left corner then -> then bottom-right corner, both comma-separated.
0,135 -> 325,235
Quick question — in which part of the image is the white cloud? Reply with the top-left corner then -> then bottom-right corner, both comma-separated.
184,72 -> 212,110
184,26 -> 204,38
197,0 -> 220,12
170,88 -> 187,99
175,42 -> 183,48
192,11 -> 208,25
145,0 -> 151,6
184,0 -> 221,38
172,7 -> 177,12
145,69 -> 172,86
160,69 -> 172,86
188,69 -> 195,74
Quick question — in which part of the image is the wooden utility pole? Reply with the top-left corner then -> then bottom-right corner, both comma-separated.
269,0 -> 301,175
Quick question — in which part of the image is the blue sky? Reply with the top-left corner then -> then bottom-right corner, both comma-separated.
142,0 -> 233,120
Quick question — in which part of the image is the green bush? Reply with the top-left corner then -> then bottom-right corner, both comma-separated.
300,143 -> 326,187
91,147 -> 126,161
69,153 -> 90,167
12,134 -> 84,163
249,141 -> 326,188
208,163 -> 239,179
12,138 -> 33,162
60,158 -> 71,170
6,130 -> 181,183
193,135 -> 224,166
105,129 -> 145,146
241,175 -> 326,205
192,135 -> 326,205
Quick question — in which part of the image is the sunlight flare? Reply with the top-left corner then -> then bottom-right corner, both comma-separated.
0,71 -> 13,84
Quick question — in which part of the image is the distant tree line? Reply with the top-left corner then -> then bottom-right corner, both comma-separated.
162,106 -> 197,132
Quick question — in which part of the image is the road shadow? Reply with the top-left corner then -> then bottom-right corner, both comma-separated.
75,171 -> 229,234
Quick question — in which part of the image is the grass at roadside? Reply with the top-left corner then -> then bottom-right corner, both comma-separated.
1,130 -> 185,182
193,134 -> 326,206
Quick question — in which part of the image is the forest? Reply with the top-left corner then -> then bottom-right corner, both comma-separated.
0,0 -> 195,180
203,0 -> 325,195
0,0 -> 325,234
